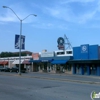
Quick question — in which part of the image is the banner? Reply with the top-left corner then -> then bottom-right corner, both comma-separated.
15,34 -> 25,50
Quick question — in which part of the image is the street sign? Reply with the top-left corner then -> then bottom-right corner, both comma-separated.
15,34 -> 25,50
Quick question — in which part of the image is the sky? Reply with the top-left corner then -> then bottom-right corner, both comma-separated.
0,0 -> 100,53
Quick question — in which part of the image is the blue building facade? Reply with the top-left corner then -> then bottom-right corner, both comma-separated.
71,44 -> 100,76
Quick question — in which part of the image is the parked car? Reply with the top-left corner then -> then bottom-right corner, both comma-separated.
4,67 -> 10,72
10,67 -> 19,73
10,67 -> 26,73
0,66 -> 5,72
0,66 -> 10,72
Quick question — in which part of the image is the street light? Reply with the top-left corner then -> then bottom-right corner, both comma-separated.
3,6 -> 37,75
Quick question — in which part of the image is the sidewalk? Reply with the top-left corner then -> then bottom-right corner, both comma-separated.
0,72 -> 100,85
28,72 -> 100,79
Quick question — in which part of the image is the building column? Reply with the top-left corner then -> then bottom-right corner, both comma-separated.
31,62 -> 33,72
42,65 -> 44,71
8,60 -> 10,68
97,66 -> 100,76
50,66 -> 51,72
80,65 -> 84,75
47,66 -> 49,72
87,65 -> 90,75
72,64 -> 76,74
38,66 -> 40,71
55,65 -> 57,73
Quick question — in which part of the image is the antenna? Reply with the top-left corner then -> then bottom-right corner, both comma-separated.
64,34 -> 72,50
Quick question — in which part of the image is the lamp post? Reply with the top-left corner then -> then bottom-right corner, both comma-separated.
3,6 -> 37,75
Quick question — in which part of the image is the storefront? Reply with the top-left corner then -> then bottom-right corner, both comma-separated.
39,58 -> 53,72
71,44 -> 100,76
29,53 -> 41,72
40,52 -> 54,73
40,55 -> 73,73
69,60 -> 100,76
51,60 -> 67,73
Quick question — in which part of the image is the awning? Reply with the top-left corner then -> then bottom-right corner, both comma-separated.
40,57 -> 53,62
2,61 -> 8,65
0,61 -> 4,64
12,60 -> 24,64
22,60 -> 30,64
41,59 -> 53,62
29,60 -> 41,63
51,60 -> 68,64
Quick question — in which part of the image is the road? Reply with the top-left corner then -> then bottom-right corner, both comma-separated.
0,73 -> 100,100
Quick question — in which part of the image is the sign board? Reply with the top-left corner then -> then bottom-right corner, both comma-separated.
57,37 -> 65,50
15,35 -> 25,50
81,45 -> 89,53
41,52 -> 54,57
32,53 -> 39,60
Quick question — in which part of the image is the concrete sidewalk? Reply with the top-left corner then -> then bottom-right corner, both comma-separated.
0,72 -> 100,85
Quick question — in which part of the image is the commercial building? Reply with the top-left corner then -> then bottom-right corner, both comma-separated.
30,44 -> 100,76
0,37 -> 100,76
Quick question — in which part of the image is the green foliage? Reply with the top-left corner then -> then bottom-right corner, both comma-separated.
0,51 -> 32,57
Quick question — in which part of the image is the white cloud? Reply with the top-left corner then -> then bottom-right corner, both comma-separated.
78,11 -> 96,23
31,22 -> 68,30
44,6 -> 72,22
42,0 -> 100,24
60,0 -> 95,4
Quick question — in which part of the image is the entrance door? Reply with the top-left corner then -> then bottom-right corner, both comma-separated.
76,65 -> 81,74
90,65 -> 97,75
83,65 -> 87,75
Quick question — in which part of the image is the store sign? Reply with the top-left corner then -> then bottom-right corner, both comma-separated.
32,53 -> 39,60
81,45 -> 89,53
41,52 -> 54,57
57,37 -> 65,50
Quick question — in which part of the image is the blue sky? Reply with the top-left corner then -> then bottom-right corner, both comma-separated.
0,0 -> 100,53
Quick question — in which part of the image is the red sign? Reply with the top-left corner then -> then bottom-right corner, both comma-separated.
32,53 -> 39,60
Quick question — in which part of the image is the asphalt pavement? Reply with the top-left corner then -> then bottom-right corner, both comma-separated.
0,72 -> 100,85
0,74 -> 100,100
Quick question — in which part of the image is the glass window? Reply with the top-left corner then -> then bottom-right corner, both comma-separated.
66,51 -> 72,54
57,52 -> 65,55
65,65 -> 71,71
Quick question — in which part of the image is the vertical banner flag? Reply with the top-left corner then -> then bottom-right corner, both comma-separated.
15,34 -> 25,50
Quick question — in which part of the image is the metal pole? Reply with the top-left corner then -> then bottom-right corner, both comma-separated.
3,6 -> 37,75
19,20 -> 22,75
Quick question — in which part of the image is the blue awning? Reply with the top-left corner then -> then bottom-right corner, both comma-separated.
40,57 -> 54,62
41,59 -> 53,62
29,60 -> 41,63
51,60 -> 68,64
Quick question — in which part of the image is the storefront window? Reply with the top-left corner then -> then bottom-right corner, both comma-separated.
90,65 -> 97,75
40,65 -> 42,70
83,65 -> 87,75
65,65 -> 71,71
76,65 -> 81,74
51,65 -> 53,70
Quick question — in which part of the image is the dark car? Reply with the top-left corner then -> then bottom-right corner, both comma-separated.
10,67 -> 26,73
0,66 -> 5,72
0,66 -> 10,72
4,67 -> 10,72
10,67 -> 19,73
